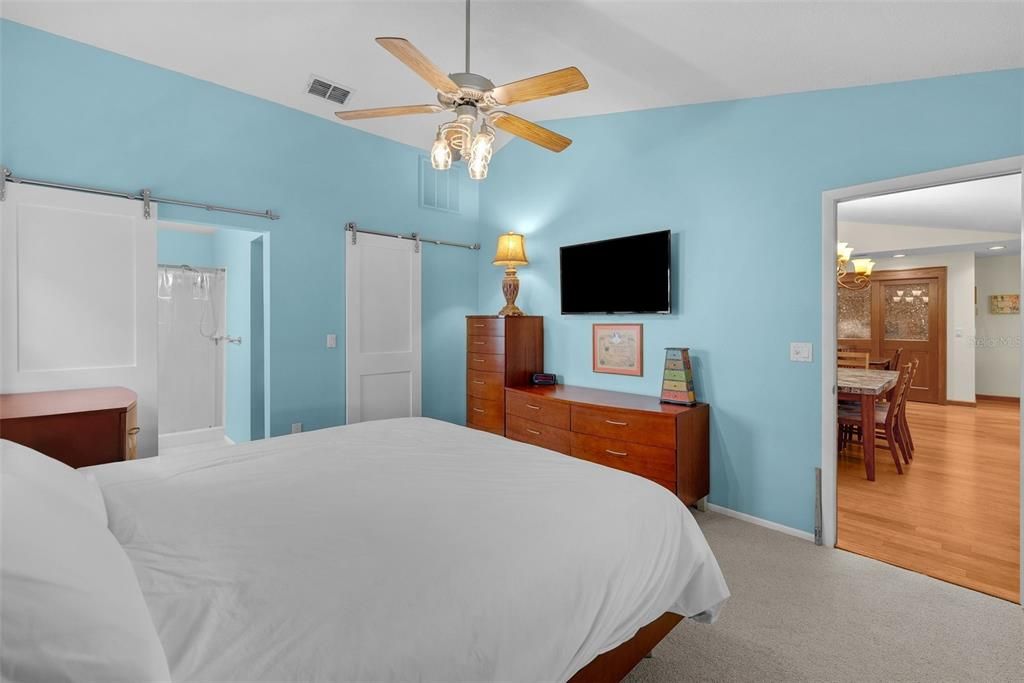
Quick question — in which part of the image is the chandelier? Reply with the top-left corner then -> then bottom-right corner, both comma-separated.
837,242 -> 875,291
430,105 -> 495,180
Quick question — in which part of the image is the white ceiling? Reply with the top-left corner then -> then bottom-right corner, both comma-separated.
839,174 -> 1023,258
4,1 -> 1024,152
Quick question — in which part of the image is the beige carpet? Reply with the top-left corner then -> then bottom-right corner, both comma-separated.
626,511 -> 1023,682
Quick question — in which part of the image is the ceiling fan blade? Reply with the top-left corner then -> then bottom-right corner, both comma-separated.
375,37 -> 460,94
489,67 -> 588,106
491,112 -> 572,153
335,104 -> 444,121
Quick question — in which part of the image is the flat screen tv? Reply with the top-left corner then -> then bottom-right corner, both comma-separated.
560,230 -> 671,314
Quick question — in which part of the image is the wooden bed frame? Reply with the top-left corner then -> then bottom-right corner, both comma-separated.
569,612 -> 683,683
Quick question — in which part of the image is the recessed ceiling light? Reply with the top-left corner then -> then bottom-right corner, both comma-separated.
989,245 -> 1006,250
892,254 -> 906,258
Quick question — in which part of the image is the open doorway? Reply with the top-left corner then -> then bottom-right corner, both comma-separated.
822,161 -> 1022,604
156,222 -> 269,454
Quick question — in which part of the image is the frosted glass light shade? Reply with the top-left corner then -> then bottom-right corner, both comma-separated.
852,258 -> 874,276
492,232 -> 528,266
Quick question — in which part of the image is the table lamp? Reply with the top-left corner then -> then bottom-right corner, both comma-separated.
492,232 -> 528,317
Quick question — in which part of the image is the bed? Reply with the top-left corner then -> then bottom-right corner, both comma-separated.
3,417 -> 728,682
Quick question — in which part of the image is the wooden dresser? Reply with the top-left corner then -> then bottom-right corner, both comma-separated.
466,315 -> 544,436
505,384 -> 709,505
0,387 -> 139,468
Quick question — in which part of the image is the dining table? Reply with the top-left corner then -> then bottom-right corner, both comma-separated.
838,367 -> 901,481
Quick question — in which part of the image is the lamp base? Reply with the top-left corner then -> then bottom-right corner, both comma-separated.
498,267 -> 525,317
498,303 -> 525,318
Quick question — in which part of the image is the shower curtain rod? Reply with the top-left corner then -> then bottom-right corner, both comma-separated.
345,222 -> 480,251
0,167 -> 280,221
159,264 -> 226,272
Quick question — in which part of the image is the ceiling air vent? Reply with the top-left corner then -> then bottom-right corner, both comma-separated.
307,75 -> 353,106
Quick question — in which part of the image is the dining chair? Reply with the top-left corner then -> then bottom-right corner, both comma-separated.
837,350 -> 870,369
839,362 -> 912,474
898,358 -> 919,459
882,348 -> 904,401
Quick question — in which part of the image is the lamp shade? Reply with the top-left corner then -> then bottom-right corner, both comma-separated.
492,232 -> 528,267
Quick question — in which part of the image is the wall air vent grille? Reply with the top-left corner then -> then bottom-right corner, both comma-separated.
419,156 -> 461,213
307,75 -> 353,105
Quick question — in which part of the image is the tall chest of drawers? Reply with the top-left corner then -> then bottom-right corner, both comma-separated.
505,384 -> 710,506
465,315 -> 543,435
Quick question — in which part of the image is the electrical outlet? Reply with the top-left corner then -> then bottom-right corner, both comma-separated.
291,422 -> 302,434
326,334 -> 337,349
790,342 -> 813,363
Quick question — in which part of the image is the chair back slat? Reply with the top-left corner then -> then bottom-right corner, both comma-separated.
837,350 -> 870,369
886,362 -> 913,425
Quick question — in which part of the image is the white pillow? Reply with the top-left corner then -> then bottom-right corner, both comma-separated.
0,439 -> 107,526
0,472 -> 172,683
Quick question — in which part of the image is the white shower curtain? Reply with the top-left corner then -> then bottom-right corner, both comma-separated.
158,266 -> 226,435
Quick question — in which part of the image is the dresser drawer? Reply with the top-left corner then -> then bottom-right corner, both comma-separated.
570,432 -> 677,482
467,370 -> 505,402
467,396 -> 505,433
467,352 -> 504,373
571,405 -> 676,450
506,415 -> 570,455
466,318 -> 504,337
467,335 -> 506,355
506,391 -> 570,430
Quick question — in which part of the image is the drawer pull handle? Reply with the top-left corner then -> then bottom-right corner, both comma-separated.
127,427 -> 141,435
526,404 -> 541,410
526,428 -> 542,435
473,408 -> 485,413
472,341 -> 486,345
605,420 -> 628,426
472,323 -> 485,327
472,358 -> 485,362
605,449 -> 628,457
472,380 -> 485,385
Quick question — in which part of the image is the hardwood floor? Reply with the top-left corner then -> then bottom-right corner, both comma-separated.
837,399 -> 1020,603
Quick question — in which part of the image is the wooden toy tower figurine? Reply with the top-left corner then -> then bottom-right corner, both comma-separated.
660,348 -> 697,405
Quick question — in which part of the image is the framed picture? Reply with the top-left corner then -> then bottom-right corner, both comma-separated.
593,324 -> 643,376
989,294 -> 1019,315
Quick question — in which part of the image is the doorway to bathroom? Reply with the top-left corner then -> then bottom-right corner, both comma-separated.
156,221 -> 268,454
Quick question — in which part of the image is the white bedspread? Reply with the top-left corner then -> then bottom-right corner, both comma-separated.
88,417 -> 728,682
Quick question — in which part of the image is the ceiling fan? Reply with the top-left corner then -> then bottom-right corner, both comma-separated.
335,0 -> 589,180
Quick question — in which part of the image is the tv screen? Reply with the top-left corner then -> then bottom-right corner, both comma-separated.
560,230 -> 671,314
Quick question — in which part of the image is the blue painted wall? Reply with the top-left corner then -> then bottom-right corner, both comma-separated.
4,19 -> 1021,533
478,70 -> 1024,533
1,19 -> 480,435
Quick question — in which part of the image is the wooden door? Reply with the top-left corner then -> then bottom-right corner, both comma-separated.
345,232 -> 422,423
838,267 -> 946,404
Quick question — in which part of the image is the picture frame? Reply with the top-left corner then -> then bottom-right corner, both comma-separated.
989,294 -> 1019,315
592,324 -> 643,376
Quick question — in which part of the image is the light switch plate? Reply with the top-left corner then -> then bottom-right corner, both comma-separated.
326,333 -> 337,348
790,342 -> 813,363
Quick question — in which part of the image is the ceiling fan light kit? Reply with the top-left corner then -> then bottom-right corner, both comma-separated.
334,0 -> 589,181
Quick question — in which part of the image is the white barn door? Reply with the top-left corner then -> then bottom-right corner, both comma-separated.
1,183 -> 158,457
345,232 -> 421,424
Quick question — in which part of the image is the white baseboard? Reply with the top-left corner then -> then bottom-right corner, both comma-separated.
705,503 -> 816,542
158,426 -> 225,449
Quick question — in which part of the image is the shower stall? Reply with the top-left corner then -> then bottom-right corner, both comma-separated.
157,265 -> 229,448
